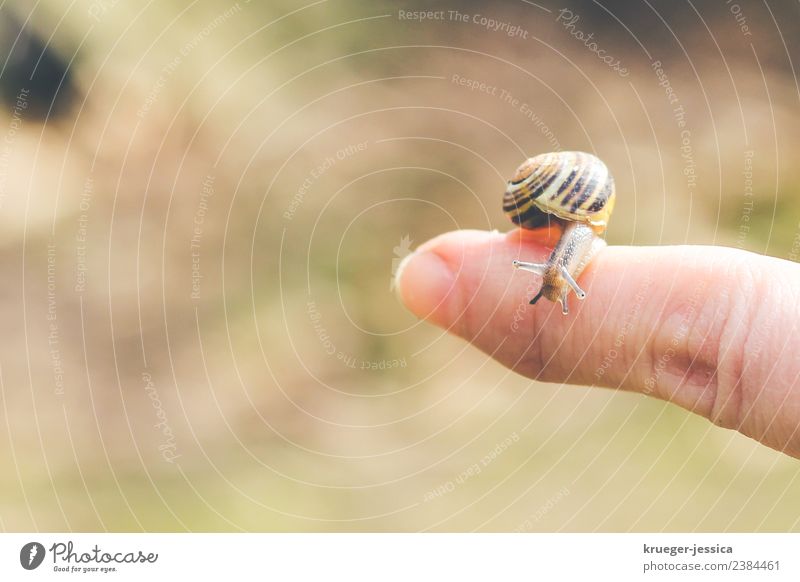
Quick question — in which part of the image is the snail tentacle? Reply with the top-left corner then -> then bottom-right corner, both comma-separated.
559,288 -> 570,315
513,260 -> 547,276
560,265 -> 586,299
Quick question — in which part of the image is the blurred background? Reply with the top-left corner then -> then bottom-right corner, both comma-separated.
0,0 -> 799,531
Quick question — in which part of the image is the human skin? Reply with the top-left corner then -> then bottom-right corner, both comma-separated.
395,226 -> 800,459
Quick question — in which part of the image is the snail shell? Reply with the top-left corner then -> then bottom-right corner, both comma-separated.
504,151 -> 615,315
503,151 -> 615,233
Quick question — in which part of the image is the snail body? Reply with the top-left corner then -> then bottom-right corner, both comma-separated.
503,151 -> 615,315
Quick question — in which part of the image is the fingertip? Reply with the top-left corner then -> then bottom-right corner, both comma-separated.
416,228 -> 507,255
395,229 -> 506,328
395,248 -> 456,327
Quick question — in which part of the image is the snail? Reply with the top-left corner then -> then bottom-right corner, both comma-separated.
503,151 -> 615,315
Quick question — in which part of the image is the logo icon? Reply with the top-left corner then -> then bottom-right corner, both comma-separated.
390,234 -> 413,291
20,542 -> 45,570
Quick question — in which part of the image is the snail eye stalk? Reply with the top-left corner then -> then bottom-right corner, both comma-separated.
512,260 -> 547,277
560,265 -> 586,300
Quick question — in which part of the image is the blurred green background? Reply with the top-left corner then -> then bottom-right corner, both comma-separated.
0,0 -> 799,531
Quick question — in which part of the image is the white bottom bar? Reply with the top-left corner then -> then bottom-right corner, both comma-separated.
2,533 -> 798,581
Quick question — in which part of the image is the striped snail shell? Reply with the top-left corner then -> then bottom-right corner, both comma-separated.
503,151 -> 615,315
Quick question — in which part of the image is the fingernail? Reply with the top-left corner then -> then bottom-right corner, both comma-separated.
393,250 -> 415,303
394,249 -> 455,326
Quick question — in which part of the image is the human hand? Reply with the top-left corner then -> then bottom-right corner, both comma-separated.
395,227 -> 800,459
